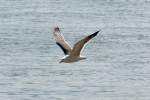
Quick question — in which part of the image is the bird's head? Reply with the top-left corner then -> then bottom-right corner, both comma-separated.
59,59 -> 65,63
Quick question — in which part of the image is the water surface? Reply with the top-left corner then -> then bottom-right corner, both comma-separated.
0,0 -> 150,100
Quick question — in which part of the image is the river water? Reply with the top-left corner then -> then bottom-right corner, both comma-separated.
0,0 -> 150,100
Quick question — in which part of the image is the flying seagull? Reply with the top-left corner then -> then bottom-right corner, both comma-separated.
53,27 -> 100,63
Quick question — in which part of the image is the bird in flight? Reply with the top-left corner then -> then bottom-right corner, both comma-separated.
53,27 -> 100,63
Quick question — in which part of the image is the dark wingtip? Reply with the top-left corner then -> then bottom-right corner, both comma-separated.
54,26 -> 60,32
94,29 -> 101,35
91,30 -> 101,37
87,30 -> 101,40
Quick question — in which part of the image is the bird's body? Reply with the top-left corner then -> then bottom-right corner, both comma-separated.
53,27 -> 100,63
60,55 -> 86,63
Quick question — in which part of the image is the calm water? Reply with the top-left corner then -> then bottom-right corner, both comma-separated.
0,0 -> 150,100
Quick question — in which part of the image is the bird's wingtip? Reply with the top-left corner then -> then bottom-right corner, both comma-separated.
54,26 -> 60,32
97,29 -> 101,33
94,29 -> 101,35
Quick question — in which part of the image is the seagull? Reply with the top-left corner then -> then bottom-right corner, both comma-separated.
53,27 -> 100,63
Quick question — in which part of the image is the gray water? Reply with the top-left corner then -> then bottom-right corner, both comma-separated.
0,0 -> 150,100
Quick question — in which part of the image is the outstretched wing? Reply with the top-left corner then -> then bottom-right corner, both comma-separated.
70,30 -> 100,57
53,27 -> 72,55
